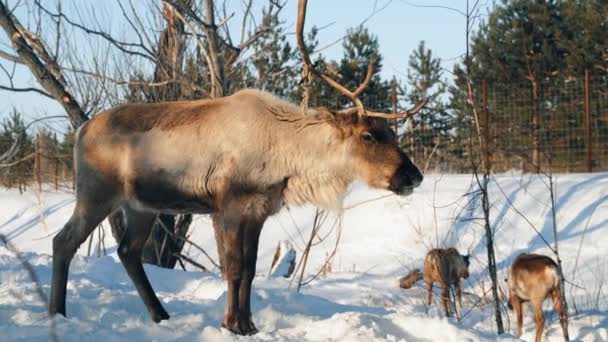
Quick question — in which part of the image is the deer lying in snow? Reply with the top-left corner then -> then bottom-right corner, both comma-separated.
507,253 -> 569,342
423,248 -> 470,316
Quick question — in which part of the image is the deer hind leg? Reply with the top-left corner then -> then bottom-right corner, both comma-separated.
239,220 -> 264,334
455,280 -> 463,312
531,299 -> 546,342
551,288 -> 570,341
510,295 -> 524,337
426,280 -> 433,306
116,205 -> 168,322
440,282 -> 451,316
49,173 -> 118,317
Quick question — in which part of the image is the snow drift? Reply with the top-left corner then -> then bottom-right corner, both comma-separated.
0,173 -> 607,341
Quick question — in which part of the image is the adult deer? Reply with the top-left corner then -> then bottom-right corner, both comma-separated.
508,253 -> 569,342
49,0 -> 426,335
423,248 -> 470,316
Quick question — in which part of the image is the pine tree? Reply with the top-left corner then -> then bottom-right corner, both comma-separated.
36,128 -> 61,184
250,10 -> 298,97
335,27 -> 390,110
59,128 -> 76,182
0,110 -> 33,191
448,60 -> 479,170
447,0 -> 607,171
404,40 -> 451,168
558,1 -> 608,76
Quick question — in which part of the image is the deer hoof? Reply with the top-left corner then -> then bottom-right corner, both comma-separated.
151,309 -> 170,323
246,317 -> 259,335
221,315 -> 258,335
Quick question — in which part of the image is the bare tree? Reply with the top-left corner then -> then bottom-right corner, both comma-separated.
0,1 -> 88,127
462,0 -> 504,334
107,0 -> 195,269
0,0 -> 289,272
161,0 -> 287,274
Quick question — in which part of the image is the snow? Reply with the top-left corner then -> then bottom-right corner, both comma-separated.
268,240 -> 296,278
1,173 -> 607,341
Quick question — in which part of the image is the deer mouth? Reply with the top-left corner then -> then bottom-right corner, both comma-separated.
388,162 -> 423,196
392,184 -> 415,196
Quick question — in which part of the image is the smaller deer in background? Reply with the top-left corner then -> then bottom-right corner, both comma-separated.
508,253 -> 569,342
423,248 -> 470,316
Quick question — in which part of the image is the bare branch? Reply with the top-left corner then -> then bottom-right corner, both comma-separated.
33,0 -> 155,62
0,48 -> 21,63
60,66 -> 177,88
162,1 -> 215,91
296,0 -> 426,119
0,84 -> 53,98
0,2 -> 88,126
240,0 -> 254,47
398,0 -> 467,17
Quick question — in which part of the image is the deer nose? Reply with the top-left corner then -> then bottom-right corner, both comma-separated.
411,168 -> 423,188
389,160 -> 423,195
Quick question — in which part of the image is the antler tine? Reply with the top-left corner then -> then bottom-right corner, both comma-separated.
364,98 -> 428,119
296,0 -> 313,73
296,0 -> 372,117
337,98 -> 428,120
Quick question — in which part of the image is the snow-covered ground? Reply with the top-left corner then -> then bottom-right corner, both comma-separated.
1,173 -> 607,341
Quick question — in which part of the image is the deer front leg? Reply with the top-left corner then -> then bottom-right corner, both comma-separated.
215,214 -> 246,335
212,219 -> 226,277
238,220 -> 264,335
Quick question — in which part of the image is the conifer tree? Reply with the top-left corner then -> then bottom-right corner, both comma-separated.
336,27 -> 390,110
0,110 -> 33,191
404,40 -> 450,167
250,10 -> 298,97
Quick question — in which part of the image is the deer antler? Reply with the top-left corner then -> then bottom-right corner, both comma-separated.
337,99 -> 428,120
296,0 -> 427,119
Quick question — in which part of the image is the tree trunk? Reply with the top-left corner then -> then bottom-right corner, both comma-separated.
203,0 -> 227,97
109,1 -> 194,269
530,80 -> 541,172
482,173 -> 504,334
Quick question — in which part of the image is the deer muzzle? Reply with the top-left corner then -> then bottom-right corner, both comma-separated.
389,157 -> 423,196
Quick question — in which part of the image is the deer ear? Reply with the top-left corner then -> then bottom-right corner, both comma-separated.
314,107 -> 339,126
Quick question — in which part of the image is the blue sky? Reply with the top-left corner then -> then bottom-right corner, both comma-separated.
0,0 -> 488,126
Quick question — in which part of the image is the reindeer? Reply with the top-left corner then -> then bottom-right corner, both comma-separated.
48,90 -> 424,335
49,1 -> 426,335
507,253 -> 569,342
423,248 -> 470,316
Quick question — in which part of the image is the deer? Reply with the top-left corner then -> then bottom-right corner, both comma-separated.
423,248 -> 470,316
48,0 -> 427,335
507,253 -> 569,342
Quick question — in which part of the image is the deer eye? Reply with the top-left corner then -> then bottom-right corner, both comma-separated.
361,132 -> 377,144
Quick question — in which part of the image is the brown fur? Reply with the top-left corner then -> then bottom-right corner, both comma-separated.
49,89 -> 424,335
106,100 -> 222,132
423,248 -> 470,316
399,269 -> 423,289
508,253 -> 569,342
